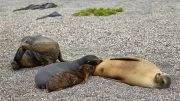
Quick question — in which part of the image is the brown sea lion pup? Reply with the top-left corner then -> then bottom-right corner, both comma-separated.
35,55 -> 102,89
94,57 -> 171,89
11,35 -> 65,70
46,64 -> 96,92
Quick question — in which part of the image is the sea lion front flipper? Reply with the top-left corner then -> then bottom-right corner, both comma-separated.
11,47 -> 26,70
14,47 -> 26,62
80,73 -> 89,84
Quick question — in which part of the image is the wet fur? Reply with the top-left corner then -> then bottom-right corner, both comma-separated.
94,57 -> 171,89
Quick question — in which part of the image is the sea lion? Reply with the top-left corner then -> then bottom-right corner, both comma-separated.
94,57 -> 171,89
11,35 -> 65,70
46,64 -> 96,92
35,55 -> 102,89
13,3 -> 57,12
36,11 -> 62,20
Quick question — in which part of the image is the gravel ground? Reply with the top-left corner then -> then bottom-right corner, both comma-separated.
0,0 -> 180,101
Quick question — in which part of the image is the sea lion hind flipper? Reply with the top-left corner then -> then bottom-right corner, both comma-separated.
110,57 -> 140,61
58,51 -> 66,62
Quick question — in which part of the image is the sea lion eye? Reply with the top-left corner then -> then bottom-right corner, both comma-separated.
86,60 -> 97,65
24,38 -> 33,45
86,61 -> 91,64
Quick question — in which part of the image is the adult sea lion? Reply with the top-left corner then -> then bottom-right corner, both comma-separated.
46,64 -> 96,92
13,3 -> 57,12
36,11 -> 62,20
35,55 -> 102,89
94,57 -> 171,89
11,35 -> 64,70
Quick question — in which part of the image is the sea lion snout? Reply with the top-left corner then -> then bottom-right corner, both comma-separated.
154,73 -> 171,89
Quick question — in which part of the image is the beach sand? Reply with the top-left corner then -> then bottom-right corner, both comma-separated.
0,0 -> 179,100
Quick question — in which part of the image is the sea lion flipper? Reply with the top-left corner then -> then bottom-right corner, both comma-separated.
11,47 -> 26,70
13,47 -> 26,63
58,51 -> 66,62
80,73 -> 89,84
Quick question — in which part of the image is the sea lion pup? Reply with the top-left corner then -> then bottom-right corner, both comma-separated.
35,55 -> 102,89
11,35 -> 65,70
46,64 -> 96,92
94,57 -> 171,89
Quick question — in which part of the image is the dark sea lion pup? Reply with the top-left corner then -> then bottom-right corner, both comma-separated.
94,57 -> 171,89
46,64 -> 96,92
35,55 -> 102,89
11,35 -> 65,70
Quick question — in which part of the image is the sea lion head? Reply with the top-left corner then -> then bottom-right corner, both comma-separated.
21,36 -> 33,49
20,35 -> 43,50
78,55 -> 102,66
154,73 -> 171,89
44,3 -> 58,8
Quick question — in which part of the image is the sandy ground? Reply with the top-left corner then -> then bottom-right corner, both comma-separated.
0,0 -> 180,101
